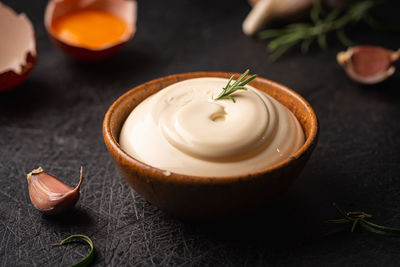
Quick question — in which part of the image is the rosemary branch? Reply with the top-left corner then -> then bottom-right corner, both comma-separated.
326,203 -> 400,237
52,234 -> 95,267
214,69 -> 257,103
258,0 -> 378,61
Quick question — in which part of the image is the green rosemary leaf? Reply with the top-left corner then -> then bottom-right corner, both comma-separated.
214,69 -> 257,103
311,0 -> 323,23
287,23 -> 313,30
301,36 -> 315,53
324,9 -> 341,23
362,219 -> 400,236
336,29 -> 356,47
231,70 -> 249,87
359,220 -> 400,237
258,29 -> 289,40
269,42 -> 298,62
224,75 -> 234,89
348,0 -> 376,22
351,218 -> 360,232
332,203 -> 353,220
267,31 -> 304,51
53,234 -> 94,267
317,33 -> 327,50
239,75 -> 257,86
231,86 -> 248,91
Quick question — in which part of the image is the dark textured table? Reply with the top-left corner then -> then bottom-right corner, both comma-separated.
1,0 -> 400,266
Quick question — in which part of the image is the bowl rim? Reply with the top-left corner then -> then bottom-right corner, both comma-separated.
103,71 -> 319,185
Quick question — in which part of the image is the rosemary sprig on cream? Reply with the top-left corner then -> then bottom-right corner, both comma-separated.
214,69 -> 257,103
326,203 -> 400,237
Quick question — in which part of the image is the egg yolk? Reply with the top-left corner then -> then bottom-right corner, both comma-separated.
51,9 -> 127,50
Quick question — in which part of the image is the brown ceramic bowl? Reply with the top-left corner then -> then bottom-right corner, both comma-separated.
103,72 -> 319,219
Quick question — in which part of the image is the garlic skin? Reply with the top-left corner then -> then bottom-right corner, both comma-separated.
243,0 -> 313,35
27,167 -> 83,215
337,46 -> 400,85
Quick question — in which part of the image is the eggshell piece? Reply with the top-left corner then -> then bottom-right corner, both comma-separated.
45,0 -> 137,61
0,3 -> 37,92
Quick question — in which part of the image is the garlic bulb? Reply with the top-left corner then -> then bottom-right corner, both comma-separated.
243,0 -> 313,35
27,167 -> 83,215
337,45 -> 400,85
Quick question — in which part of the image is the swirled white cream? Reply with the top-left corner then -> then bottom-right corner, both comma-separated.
119,77 -> 304,177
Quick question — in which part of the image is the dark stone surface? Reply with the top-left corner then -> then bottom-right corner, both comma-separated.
1,0 -> 400,266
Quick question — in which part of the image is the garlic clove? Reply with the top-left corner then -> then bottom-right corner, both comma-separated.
243,0 -> 313,36
337,45 -> 400,85
27,167 -> 83,215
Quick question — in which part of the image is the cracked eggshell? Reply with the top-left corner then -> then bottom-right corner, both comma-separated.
45,0 -> 137,61
0,3 -> 37,92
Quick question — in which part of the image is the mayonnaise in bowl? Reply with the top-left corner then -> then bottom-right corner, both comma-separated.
119,77 -> 304,176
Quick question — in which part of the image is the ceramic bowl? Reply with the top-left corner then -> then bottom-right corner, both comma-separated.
103,72 -> 319,219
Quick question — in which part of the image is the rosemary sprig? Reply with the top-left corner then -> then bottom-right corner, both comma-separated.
326,203 -> 400,237
214,69 -> 257,103
52,234 -> 95,267
258,0 -> 378,61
